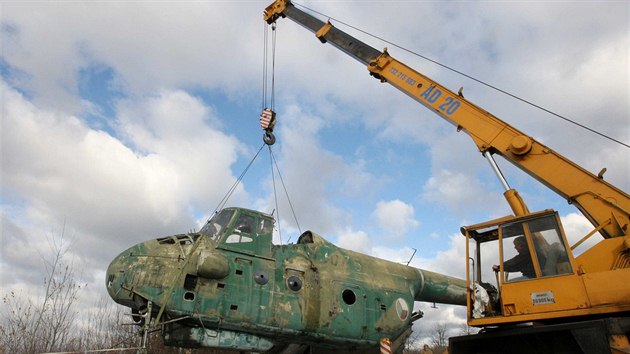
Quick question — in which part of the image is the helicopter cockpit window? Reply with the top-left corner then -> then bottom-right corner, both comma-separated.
225,214 -> 255,244
200,209 -> 235,241
258,218 -> 274,235
235,214 -> 254,234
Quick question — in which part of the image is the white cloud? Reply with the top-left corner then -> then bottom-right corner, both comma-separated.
0,81 -> 246,287
1,2 -> 265,112
373,199 -> 420,239
422,170 -> 497,216
422,234 -> 468,280
258,103 -> 376,235
114,90 -> 248,212
336,228 -> 371,255
561,212 -> 600,257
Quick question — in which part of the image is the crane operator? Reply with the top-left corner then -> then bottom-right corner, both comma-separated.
492,236 -> 535,280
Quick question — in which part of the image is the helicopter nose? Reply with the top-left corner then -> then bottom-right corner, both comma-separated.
105,234 -> 228,312
106,242 -> 145,308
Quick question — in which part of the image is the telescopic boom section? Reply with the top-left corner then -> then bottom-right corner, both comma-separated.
264,0 -> 380,65
264,0 -> 629,239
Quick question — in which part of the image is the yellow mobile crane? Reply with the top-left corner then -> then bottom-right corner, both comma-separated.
264,1 -> 630,353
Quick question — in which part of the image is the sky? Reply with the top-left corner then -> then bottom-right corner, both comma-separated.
1,0 -> 629,346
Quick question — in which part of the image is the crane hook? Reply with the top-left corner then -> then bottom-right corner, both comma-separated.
263,130 -> 276,145
260,108 -> 277,145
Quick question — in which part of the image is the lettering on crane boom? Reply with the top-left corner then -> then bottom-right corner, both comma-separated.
389,67 -> 417,87
531,291 -> 556,305
388,66 -> 461,116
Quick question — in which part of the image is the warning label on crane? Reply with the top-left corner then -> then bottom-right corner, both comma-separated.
531,291 -> 555,305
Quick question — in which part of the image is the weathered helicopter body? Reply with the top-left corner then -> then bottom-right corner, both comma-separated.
107,207 -> 466,353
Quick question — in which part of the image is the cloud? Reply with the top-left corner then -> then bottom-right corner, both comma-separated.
1,2 -> 266,112
373,199 -> 420,239
257,103 -> 377,236
421,169 -> 500,217
422,233 -> 467,279
0,81 -> 246,287
336,228 -> 371,255
114,90 -> 248,211
561,212 -> 599,256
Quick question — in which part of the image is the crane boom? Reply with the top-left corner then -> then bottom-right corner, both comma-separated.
264,0 -> 629,240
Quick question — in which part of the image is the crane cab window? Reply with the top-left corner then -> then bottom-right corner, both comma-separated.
500,213 -> 572,282
500,226 -> 536,281
526,214 -> 572,276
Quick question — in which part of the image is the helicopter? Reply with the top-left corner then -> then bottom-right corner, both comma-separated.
106,206 -> 467,353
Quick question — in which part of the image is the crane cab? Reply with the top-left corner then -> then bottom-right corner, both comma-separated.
462,209 -> 589,326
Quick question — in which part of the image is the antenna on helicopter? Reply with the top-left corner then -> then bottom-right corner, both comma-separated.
406,248 -> 417,266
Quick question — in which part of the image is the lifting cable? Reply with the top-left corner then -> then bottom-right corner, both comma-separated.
268,145 -> 283,244
209,20 -> 302,242
261,20 -> 302,244
261,22 -> 276,116
262,19 -> 285,244
293,1 -> 630,150
269,146 -> 302,237
261,21 -> 277,145
211,142 -> 266,215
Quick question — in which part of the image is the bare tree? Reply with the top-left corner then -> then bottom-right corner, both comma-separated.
1,289 -> 37,353
403,329 -> 423,353
1,226 -> 85,353
430,322 -> 449,353
77,297 -> 138,351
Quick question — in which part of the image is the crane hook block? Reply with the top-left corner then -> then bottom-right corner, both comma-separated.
260,108 -> 277,145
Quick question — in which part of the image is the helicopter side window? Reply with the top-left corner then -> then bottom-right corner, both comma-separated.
225,214 -> 255,244
200,209 -> 235,240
